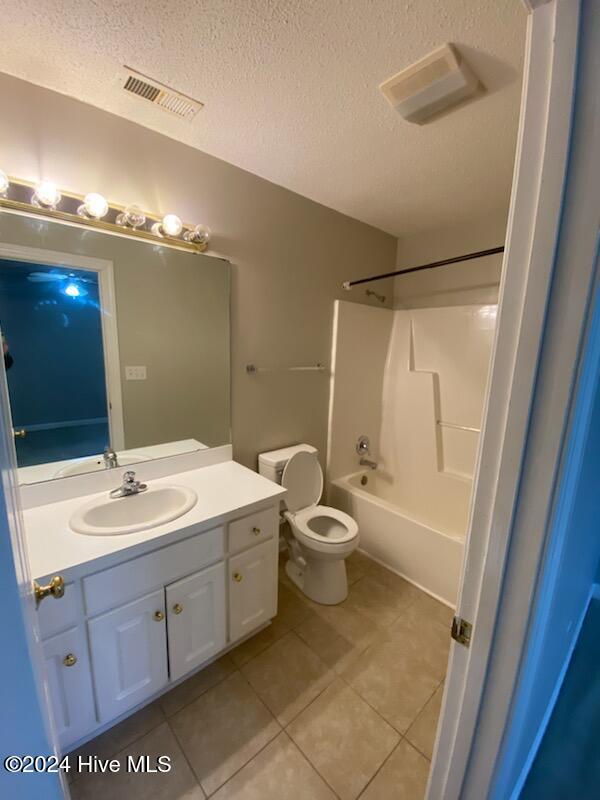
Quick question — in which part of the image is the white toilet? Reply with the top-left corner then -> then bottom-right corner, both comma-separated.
259,444 -> 359,605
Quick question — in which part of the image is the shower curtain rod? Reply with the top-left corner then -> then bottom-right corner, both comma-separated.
341,246 -> 505,290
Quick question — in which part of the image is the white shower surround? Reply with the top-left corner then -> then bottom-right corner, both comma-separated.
327,300 -> 496,605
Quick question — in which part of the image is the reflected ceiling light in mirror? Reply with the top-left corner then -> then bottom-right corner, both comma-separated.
63,281 -> 88,299
183,224 -> 211,246
0,170 -> 9,197
116,204 -> 146,229
32,180 -> 62,209
152,213 -> 183,238
64,283 -> 81,297
77,192 -> 109,220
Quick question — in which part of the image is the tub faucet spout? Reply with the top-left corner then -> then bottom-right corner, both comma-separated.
359,457 -> 377,470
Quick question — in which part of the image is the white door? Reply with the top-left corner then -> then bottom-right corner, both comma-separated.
229,539 -> 277,643
88,589 -> 168,722
428,3 -> 589,798
42,626 -> 96,750
166,562 -> 226,682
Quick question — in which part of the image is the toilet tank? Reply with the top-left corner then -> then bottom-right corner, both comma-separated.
258,443 -> 318,484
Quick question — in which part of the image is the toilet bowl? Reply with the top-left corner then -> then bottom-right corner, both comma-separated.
259,445 -> 359,605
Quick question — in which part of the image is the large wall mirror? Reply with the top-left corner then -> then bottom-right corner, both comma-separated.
0,213 -> 230,484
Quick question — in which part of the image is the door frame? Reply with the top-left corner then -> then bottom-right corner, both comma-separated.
0,242 -> 125,450
428,1 -> 593,797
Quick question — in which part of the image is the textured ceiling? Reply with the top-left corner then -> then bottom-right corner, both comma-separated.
0,0 -> 526,236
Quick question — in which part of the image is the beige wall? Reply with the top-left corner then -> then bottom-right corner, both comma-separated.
0,73 -> 397,469
393,212 -> 508,309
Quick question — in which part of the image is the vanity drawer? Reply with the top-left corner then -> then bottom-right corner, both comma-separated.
228,506 -> 277,554
37,580 -> 83,640
83,527 -> 225,616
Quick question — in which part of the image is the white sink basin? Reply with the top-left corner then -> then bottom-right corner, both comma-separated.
55,454 -> 150,478
70,485 -> 198,536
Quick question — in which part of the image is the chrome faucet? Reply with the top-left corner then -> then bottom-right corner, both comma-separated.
359,457 -> 378,470
109,470 -> 147,498
103,446 -> 119,469
356,435 -> 377,469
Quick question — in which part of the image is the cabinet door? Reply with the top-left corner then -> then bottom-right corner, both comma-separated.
43,626 -> 96,750
88,590 -> 168,722
166,562 -> 226,682
229,539 -> 278,643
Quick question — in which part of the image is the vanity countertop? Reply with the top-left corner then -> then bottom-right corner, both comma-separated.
24,460 -> 286,581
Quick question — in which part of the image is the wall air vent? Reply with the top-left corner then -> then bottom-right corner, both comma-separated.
379,44 -> 479,124
121,67 -> 203,121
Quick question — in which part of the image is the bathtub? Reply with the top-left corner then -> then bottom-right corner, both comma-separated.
329,471 -> 464,607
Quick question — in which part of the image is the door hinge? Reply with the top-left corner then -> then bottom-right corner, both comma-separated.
451,616 -> 472,647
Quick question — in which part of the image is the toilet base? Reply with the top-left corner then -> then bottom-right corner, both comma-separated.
286,554 -> 349,605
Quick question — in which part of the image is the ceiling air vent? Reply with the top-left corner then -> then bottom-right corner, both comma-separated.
121,67 -> 203,121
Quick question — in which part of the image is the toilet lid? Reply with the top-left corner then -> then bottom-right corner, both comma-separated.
281,451 -> 323,513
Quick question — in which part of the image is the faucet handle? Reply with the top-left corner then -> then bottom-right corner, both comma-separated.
123,470 -> 137,484
356,435 -> 370,456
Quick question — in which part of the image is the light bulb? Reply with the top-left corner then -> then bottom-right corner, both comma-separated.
183,224 -> 211,246
0,170 -> 9,196
78,192 -> 109,220
116,204 -> 146,229
152,213 -> 183,238
32,180 -> 61,209
161,214 -> 183,237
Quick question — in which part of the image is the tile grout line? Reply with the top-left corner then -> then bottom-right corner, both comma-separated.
67,707 -> 168,786
403,676 -> 445,762
280,729 -> 343,800
356,736 -> 407,799
161,661 -> 238,719
165,715 -> 206,797
198,672 -> 284,798
333,673 -> 407,737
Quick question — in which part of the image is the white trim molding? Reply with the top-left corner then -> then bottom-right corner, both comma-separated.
428,1 -> 581,798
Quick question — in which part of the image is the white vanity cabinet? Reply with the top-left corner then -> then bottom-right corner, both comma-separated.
229,538 -> 278,642
42,626 -> 96,749
34,497 -> 281,753
88,590 -> 169,722
166,562 -> 227,682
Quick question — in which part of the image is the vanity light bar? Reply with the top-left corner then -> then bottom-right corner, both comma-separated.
0,174 -> 211,254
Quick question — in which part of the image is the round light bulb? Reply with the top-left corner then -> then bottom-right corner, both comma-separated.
161,214 -> 183,237
33,180 -> 61,209
64,283 -> 81,297
183,224 -> 211,246
80,192 -> 109,220
116,204 -> 146,229
0,170 -> 9,196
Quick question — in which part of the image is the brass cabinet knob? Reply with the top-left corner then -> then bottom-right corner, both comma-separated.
63,653 -> 77,667
233,572 -> 243,582
252,527 -> 261,535
13,429 -> 26,439
172,603 -> 183,615
154,610 -> 164,621
34,575 -> 65,607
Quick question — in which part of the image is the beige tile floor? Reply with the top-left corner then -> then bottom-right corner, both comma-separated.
69,551 -> 451,800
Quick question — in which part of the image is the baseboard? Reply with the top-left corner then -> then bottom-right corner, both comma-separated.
356,546 -> 456,610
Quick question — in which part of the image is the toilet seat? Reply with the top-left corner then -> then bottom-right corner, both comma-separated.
281,451 -> 324,513
285,505 -> 358,554
281,452 -> 358,555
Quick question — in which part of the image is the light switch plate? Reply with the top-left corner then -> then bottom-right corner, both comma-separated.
125,366 -> 147,380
